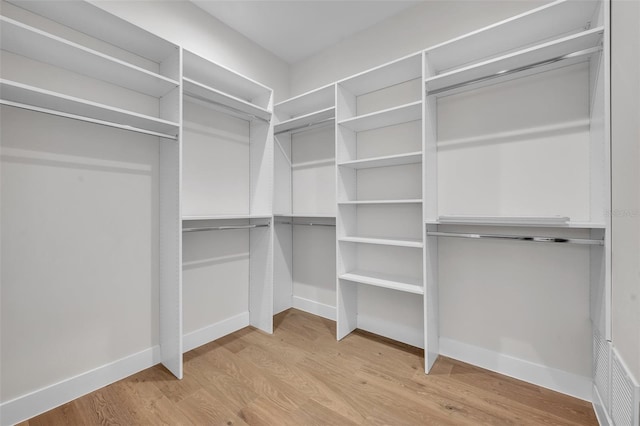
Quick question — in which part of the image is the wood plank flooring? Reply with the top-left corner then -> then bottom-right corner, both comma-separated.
20,309 -> 597,425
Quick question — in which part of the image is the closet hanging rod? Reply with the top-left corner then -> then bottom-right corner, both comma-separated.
427,231 -> 604,246
183,223 -> 270,233
274,117 -> 335,136
426,45 -> 602,96
183,91 -> 270,123
276,221 -> 336,227
0,100 -> 179,140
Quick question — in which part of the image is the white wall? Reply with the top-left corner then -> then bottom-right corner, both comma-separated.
611,0 -> 640,381
92,0 -> 290,101
290,1 -> 544,96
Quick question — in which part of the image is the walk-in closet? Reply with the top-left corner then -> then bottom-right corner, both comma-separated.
2,0 -> 639,425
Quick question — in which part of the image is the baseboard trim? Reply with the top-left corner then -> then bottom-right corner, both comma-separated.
292,296 -> 336,320
593,384 -> 613,426
0,346 -> 160,426
439,337 -> 593,401
183,312 -> 250,353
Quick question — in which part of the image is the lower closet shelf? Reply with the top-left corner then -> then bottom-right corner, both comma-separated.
339,236 -> 424,248
340,270 -> 424,294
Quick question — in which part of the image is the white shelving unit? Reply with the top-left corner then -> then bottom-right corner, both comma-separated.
180,49 -> 274,356
273,84 -> 337,320
336,52 -> 425,350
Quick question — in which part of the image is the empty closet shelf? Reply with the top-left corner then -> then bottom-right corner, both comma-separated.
425,27 -> 603,97
338,101 -> 422,132
274,107 -> 335,135
183,223 -> 270,232
339,236 -> 424,248
274,83 -> 335,118
427,231 -> 604,245
340,270 -> 423,294
338,151 -> 422,169
1,16 -> 178,97
182,215 -> 272,221
182,77 -> 271,122
338,199 -> 422,205
0,80 -> 179,139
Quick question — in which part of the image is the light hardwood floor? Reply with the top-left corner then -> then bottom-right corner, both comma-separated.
20,309 -> 597,425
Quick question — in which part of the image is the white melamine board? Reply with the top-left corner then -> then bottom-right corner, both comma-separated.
181,101 -> 250,216
339,271 -> 423,295
355,78 -> 422,117
0,17 -> 178,97
274,107 -> 334,135
183,50 -> 272,109
339,236 -> 423,248
338,199 -> 422,205
273,223 -> 293,315
437,63 -> 590,221
249,224 -> 274,333
356,244 -> 423,283
355,204 -> 423,241
338,53 -> 422,97
6,0 -> 178,63
437,225 -> 592,378
338,101 -> 421,132
275,83 -> 335,120
293,226 -> 337,309
1,107 -> 159,401
274,132 -> 292,215
182,230 -> 250,334
250,119 -> 273,216
357,120 -> 422,159
0,80 -> 179,138
356,164 -> 422,201
425,0 -> 600,74
338,151 -> 422,169
426,28 -> 604,96
182,215 -> 272,221
292,126 -> 336,216
183,78 -> 271,122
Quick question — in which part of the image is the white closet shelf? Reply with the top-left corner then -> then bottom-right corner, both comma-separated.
274,213 -> 336,218
0,17 -> 179,98
340,270 -> 424,295
338,151 -> 422,169
183,50 -> 272,110
339,236 -> 424,248
182,215 -> 272,221
183,77 -> 271,121
428,217 -> 607,228
275,84 -> 335,119
0,79 -> 179,138
339,52 -> 422,96
338,199 -> 422,205
425,0 -> 600,74
338,101 -> 422,132
425,27 -> 604,97
274,107 -> 335,135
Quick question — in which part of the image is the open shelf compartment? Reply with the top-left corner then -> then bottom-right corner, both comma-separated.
338,101 -> 421,132
274,107 -> 335,135
340,270 -> 424,295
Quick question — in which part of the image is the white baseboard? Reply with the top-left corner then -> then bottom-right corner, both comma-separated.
0,346 -> 160,426
593,384 -> 613,426
183,312 -> 250,353
439,337 -> 593,401
292,296 -> 336,320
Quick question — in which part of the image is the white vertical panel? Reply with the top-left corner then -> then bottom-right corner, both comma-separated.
249,222 -> 273,333
273,223 -> 293,315
250,119 -> 273,216
273,133 -> 292,214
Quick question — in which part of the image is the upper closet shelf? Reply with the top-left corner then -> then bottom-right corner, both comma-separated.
338,151 -> 422,169
338,101 -> 421,132
0,17 -> 179,98
274,107 -> 335,135
339,52 -> 422,96
0,79 -> 179,139
183,50 -> 272,111
6,0 -> 178,63
182,215 -> 272,221
183,78 -> 271,122
338,199 -> 422,205
275,83 -> 335,120
339,236 -> 424,248
425,27 -> 603,97
425,0 -> 600,74
428,216 -> 606,229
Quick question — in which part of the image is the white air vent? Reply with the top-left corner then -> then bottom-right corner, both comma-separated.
594,329 -> 612,413
611,348 -> 640,426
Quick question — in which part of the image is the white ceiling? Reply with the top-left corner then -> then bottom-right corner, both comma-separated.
191,1 -> 421,64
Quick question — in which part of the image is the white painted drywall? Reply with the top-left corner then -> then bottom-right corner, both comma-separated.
290,1 -> 545,96
611,0 -> 640,381
91,0 -> 290,102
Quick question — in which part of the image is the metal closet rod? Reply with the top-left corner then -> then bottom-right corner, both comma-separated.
183,223 -> 270,233
183,91 -> 270,123
426,45 -> 603,96
276,221 -> 336,227
427,231 -> 604,246
274,117 -> 335,136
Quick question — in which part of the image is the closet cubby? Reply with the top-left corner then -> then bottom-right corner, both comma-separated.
273,85 -> 337,320
336,52 -> 426,351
